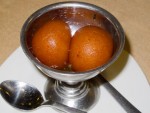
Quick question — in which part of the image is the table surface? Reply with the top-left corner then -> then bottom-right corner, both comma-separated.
0,0 -> 150,83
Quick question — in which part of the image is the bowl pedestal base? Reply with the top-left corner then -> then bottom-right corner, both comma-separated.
44,76 -> 100,112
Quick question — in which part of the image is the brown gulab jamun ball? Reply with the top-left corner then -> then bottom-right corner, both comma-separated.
32,19 -> 71,70
69,26 -> 114,72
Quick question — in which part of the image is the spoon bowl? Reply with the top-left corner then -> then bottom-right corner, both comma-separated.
0,80 -> 43,110
0,80 -> 86,113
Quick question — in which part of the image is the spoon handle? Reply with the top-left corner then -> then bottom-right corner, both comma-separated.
43,99 -> 87,113
98,75 -> 141,113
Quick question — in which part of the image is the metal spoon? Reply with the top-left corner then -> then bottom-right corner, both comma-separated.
98,75 -> 141,113
0,80 -> 86,113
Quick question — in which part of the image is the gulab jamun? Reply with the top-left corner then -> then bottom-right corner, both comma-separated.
32,20 -> 71,69
69,26 -> 113,72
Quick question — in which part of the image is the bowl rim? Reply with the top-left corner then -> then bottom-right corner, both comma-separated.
20,1 -> 125,79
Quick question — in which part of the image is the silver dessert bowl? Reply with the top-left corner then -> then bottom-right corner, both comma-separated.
20,2 -> 125,111
20,2 -> 125,84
